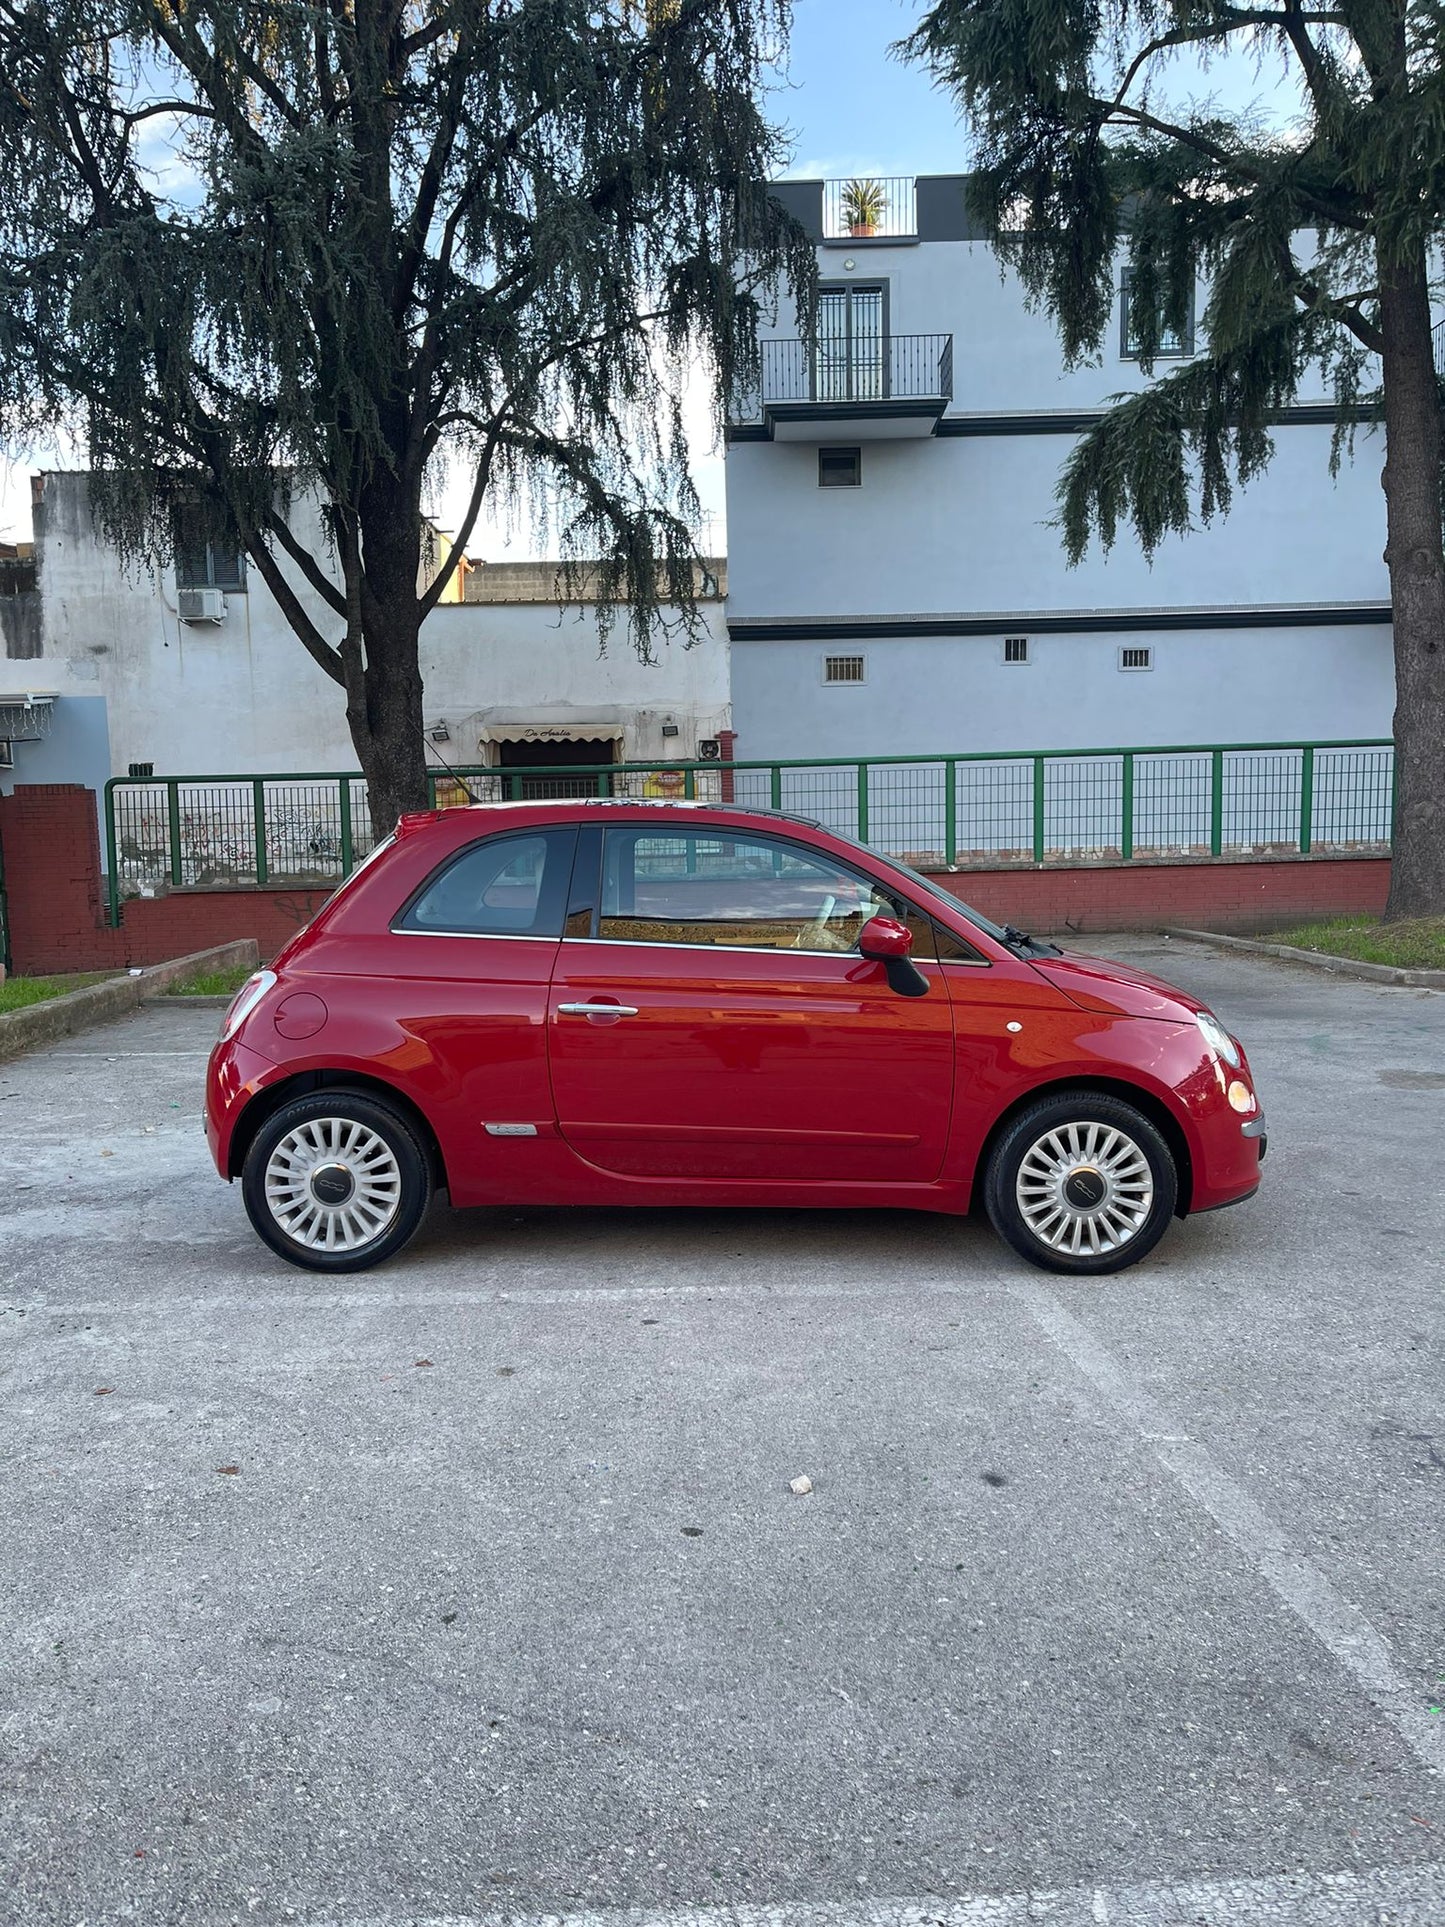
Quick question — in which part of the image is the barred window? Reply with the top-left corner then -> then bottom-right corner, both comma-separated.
823,654 -> 866,685
1120,270 -> 1194,359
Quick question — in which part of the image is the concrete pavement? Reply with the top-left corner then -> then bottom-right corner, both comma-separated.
1,936 -> 1442,1925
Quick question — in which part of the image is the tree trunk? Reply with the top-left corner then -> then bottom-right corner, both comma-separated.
1377,244 -> 1445,920
349,611 -> 430,836
348,476 -> 432,836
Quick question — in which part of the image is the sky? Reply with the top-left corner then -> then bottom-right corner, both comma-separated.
0,0 -> 1298,554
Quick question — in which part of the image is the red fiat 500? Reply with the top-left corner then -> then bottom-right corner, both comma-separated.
205,800 -> 1265,1276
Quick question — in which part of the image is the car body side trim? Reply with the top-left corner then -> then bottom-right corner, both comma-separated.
389,928 -> 560,943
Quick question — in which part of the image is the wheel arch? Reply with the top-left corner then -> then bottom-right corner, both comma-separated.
968,1075 -> 1194,1219
228,1069 -> 451,1192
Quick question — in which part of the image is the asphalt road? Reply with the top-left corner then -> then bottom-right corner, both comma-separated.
2,935 -> 1443,1927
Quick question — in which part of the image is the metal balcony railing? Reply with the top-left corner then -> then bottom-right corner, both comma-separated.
822,177 -> 916,240
758,333 -> 953,408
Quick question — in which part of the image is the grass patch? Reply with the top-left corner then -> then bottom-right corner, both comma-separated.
164,964 -> 256,997
1260,915 -> 1445,970
0,972 -> 116,1014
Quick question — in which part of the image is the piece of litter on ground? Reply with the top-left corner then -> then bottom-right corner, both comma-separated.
789,1475 -> 813,1496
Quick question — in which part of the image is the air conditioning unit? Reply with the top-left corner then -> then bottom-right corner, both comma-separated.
0,740 -> 13,770
178,587 -> 228,624
697,737 -> 722,760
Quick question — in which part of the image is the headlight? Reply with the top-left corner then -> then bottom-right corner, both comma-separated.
221,969 -> 277,1040
1195,1010 -> 1241,1068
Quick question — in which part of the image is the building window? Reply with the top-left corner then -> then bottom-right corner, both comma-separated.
823,653 -> 867,685
1003,636 -> 1029,664
818,446 -> 862,489
1120,270 -> 1194,359
1119,645 -> 1153,671
172,501 -> 247,592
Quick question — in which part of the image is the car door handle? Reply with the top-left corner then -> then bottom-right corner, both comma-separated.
556,1002 -> 641,1017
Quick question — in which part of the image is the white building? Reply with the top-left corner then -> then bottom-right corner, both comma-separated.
724,174 -> 1393,760
0,472 -> 730,801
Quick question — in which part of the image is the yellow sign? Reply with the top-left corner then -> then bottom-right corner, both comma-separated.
643,769 -> 686,798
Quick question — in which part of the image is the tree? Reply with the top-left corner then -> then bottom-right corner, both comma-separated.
907,0 -> 1445,919
0,0 -> 811,831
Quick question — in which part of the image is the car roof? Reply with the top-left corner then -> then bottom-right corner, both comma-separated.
401,798 -> 825,835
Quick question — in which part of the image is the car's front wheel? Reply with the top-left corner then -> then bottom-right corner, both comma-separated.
983,1091 -> 1178,1275
241,1091 -> 432,1272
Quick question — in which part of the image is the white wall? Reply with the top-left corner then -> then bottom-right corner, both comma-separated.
25,475 -> 729,776
729,624 -> 1393,761
420,600 -> 730,767
726,424 -> 1388,623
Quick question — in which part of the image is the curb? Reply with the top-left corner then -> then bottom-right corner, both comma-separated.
160,994 -> 235,1009
0,939 -> 260,1064
1163,927 -> 1445,990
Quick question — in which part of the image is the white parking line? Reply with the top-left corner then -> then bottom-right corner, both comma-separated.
0,1279 -> 968,1316
306,1858 -> 1445,1926
1013,1278 -> 1445,1779
42,1049 -> 215,1057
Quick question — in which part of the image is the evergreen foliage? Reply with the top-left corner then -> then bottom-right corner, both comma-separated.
907,0 -> 1445,916
0,0 -> 811,826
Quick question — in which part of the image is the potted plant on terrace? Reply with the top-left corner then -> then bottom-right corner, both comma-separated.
841,177 -> 887,238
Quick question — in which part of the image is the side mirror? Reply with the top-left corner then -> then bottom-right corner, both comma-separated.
858,915 -> 930,998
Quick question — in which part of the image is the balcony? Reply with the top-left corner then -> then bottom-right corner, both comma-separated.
822,176 -> 917,242
734,333 -> 954,441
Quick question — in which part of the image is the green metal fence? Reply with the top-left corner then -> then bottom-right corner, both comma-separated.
102,737 -> 1396,926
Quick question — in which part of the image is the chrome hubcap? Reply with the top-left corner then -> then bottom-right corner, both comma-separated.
1016,1121 -> 1154,1257
264,1118 -> 402,1252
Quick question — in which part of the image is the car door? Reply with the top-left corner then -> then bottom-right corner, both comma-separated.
546,822 -> 956,1183
378,826 -> 577,1152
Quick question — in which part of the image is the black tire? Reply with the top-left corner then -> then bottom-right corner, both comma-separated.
241,1090 -> 432,1273
983,1090 -> 1178,1276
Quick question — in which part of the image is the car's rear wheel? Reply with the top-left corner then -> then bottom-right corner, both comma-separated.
983,1091 -> 1177,1275
241,1091 -> 431,1272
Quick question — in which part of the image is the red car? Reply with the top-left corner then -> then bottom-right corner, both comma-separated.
205,801 -> 1265,1277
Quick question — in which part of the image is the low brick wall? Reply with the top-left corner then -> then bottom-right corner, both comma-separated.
923,852 -> 1389,936
118,887 -> 334,969
0,782 -> 1393,975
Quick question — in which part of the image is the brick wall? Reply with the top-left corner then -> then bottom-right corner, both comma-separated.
0,784 -> 125,974
923,853 -> 1390,935
0,785 -> 329,975
0,782 -> 1393,977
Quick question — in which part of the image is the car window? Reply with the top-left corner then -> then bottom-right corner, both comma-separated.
598,828 -> 936,955
396,829 -> 575,937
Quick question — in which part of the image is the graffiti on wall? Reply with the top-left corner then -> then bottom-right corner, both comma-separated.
114,789 -> 374,895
